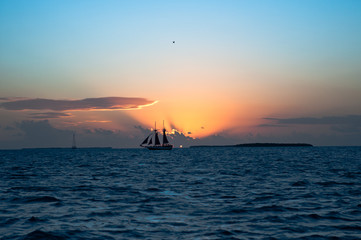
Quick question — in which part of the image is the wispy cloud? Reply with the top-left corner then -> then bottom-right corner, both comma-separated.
262,115 -> 361,133
264,115 -> 361,125
84,120 -> 112,123
0,97 -> 29,101
257,124 -> 288,128
28,112 -> 72,119
0,97 -> 157,111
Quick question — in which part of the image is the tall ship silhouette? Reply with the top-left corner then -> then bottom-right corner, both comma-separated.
72,132 -> 77,149
140,121 -> 173,150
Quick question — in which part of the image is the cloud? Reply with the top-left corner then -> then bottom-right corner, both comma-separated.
84,120 -> 111,123
330,125 -> 361,133
12,120 -> 73,148
28,112 -> 72,119
0,97 -> 28,101
0,97 -> 157,111
1,118 -> 361,149
134,125 -> 151,135
257,124 -> 288,128
0,120 -> 141,148
4,126 -> 16,131
264,115 -> 361,125
263,115 -> 361,133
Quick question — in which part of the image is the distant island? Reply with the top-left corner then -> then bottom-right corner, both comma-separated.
21,147 -> 113,150
190,143 -> 313,148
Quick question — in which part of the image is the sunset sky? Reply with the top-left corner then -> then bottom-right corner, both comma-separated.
1,0 -> 361,148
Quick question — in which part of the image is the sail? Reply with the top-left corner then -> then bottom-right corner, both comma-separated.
148,137 -> 152,145
162,129 -> 169,144
155,132 -> 160,145
141,136 -> 149,145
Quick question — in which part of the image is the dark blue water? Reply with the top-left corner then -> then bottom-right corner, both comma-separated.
1,147 -> 361,239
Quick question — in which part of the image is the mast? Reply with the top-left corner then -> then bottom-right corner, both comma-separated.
162,120 -> 169,145
72,132 -> 77,149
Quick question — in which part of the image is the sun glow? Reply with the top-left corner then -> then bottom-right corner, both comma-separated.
128,92 -> 241,138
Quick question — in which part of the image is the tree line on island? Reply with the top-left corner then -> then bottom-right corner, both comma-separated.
190,143 -> 313,148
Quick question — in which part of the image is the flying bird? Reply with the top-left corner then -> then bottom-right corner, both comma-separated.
172,41 -> 175,44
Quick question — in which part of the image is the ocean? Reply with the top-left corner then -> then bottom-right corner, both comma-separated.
0,147 -> 360,239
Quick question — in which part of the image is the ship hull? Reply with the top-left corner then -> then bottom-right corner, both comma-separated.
146,145 -> 173,150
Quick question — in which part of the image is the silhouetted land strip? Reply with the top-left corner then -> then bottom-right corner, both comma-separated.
21,147 -> 113,150
190,143 -> 313,148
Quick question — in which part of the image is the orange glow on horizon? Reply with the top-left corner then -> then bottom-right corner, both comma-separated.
127,92 -> 257,138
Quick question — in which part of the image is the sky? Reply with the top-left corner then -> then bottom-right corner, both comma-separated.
1,0 -> 361,148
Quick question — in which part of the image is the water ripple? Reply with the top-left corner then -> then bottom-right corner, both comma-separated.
0,147 -> 361,239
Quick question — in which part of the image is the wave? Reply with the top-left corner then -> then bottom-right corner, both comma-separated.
291,180 -> 310,186
11,196 -> 60,203
255,204 -> 298,212
21,230 -> 66,240
26,216 -> 47,223
316,181 -> 355,186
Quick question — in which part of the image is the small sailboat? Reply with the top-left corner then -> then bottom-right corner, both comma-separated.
140,121 -> 173,150
72,132 -> 77,149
